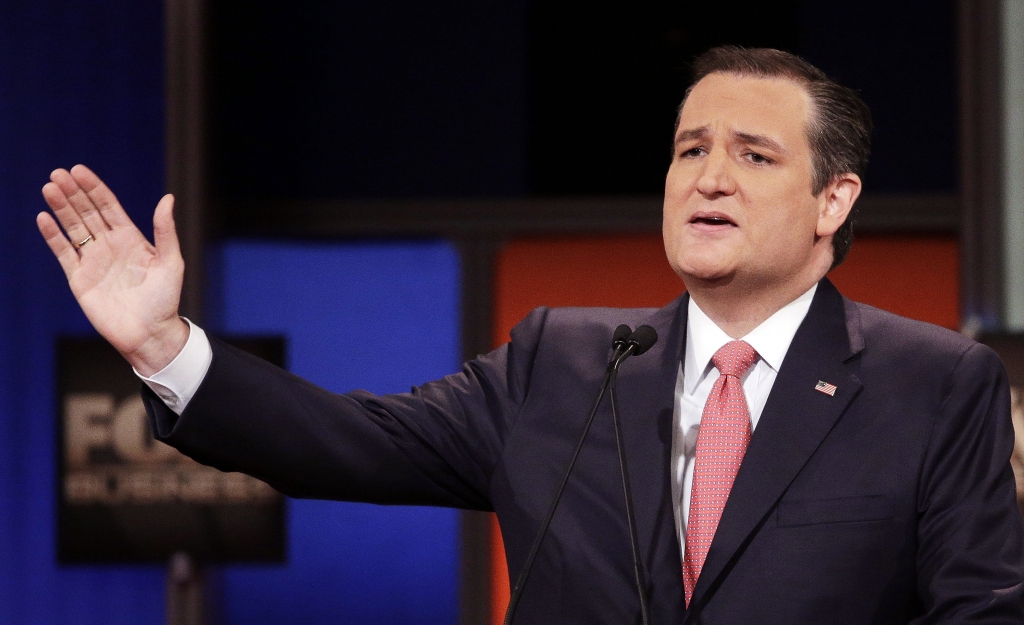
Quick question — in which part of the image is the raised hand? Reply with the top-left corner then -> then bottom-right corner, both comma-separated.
37,165 -> 189,376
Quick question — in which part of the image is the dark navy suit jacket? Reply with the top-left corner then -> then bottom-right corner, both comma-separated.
146,279 -> 1024,624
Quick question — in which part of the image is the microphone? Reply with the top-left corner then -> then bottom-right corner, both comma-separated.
612,323 -> 633,355
608,325 -> 657,625
626,325 -> 657,356
503,324 -> 658,625
607,324 -> 658,373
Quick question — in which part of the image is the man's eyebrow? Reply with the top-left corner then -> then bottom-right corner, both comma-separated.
734,131 -> 785,153
674,126 -> 710,145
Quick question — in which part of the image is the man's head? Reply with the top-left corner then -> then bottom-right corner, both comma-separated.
663,47 -> 871,310
681,47 -> 872,268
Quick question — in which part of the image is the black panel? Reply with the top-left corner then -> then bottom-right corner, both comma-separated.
207,0 -> 529,201
56,336 -> 287,563
798,0 -> 959,193
206,0 -> 958,225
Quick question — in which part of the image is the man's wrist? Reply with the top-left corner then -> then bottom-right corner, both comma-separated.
135,319 -> 212,415
125,317 -> 190,377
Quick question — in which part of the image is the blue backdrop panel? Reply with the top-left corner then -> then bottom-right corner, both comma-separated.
213,240 -> 462,625
0,1 -> 166,624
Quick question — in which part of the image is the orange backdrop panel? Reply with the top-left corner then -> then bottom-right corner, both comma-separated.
828,235 -> 960,329
492,234 -> 684,346
488,232 -> 959,623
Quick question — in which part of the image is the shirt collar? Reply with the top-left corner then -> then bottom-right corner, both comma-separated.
684,283 -> 817,395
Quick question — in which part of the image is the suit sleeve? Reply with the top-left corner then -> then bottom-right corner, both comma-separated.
915,343 -> 1024,623
143,307 -> 552,511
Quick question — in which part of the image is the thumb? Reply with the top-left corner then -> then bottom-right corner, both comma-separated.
153,194 -> 181,261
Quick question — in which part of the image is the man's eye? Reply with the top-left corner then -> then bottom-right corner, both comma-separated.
680,147 -> 705,158
746,152 -> 771,164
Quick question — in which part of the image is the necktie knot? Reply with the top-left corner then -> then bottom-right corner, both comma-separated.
711,340 -> 758,378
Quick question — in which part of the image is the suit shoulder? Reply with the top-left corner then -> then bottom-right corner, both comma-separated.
506,304 -> 672,373
543,305 -> 661,331
847,299 -> 997,371
509,304 -> 661,343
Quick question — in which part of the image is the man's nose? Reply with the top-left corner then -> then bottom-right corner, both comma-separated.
695,150 -> 736,197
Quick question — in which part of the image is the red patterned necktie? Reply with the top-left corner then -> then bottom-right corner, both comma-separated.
683,340 -> 758,606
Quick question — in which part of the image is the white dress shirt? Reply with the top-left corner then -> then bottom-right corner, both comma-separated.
135,318 -> 212,415
671,284 -> 816,554
141,287 -> 817,557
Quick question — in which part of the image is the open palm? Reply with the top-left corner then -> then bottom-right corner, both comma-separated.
37,165 -> 188,375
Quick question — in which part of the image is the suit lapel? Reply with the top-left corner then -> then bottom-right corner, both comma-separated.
615,294 -> 690,622
686,279 -> 865,614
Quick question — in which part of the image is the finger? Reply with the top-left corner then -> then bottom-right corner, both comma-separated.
70,164 -> 132,229
42,177 -> 93,248
36,211 -> 80,277
52,166 -> 110,237
153,195 -> 182,262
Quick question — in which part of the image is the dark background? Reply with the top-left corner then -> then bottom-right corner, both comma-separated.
207,0 -> 957,204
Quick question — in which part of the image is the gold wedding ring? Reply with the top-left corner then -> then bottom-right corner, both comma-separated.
75,235 -> 93,249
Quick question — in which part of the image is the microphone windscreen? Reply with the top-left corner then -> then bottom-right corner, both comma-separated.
612,324 -> 632,348
629,325 -> 658,356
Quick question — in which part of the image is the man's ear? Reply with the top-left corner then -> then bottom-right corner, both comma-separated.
816,173 -> 862,237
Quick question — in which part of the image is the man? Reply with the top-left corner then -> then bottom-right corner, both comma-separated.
38,47 -> 1024,623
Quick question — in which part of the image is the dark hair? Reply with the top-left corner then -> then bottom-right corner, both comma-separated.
678,46 -> 873,269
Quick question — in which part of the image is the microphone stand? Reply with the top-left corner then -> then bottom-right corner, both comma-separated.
609,350 -> 651,625
503,327 -> 655,625
502,363 -> 615,625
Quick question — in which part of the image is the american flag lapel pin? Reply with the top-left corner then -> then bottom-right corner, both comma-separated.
815,380 -> 837,396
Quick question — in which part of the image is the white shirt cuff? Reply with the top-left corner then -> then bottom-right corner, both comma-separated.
135,318 -> 213,415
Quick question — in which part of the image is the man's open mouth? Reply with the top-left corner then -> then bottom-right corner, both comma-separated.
689,213 -> 736,226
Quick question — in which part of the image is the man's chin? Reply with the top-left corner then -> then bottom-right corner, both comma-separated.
675,263 -> 736,287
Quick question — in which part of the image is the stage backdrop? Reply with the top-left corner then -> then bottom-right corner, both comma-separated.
0,0 -> 466,621
0,0 -> 167,622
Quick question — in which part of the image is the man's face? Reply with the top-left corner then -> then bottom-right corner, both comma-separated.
663,72 -> 830,292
